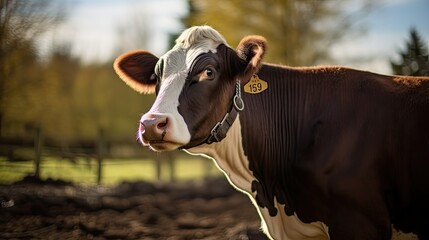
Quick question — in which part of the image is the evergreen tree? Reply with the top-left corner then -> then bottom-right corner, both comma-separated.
391,28 -> 429,76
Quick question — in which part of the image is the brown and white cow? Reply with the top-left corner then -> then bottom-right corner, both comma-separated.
114,26 -> 429,239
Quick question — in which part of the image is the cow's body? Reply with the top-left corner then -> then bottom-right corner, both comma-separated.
190,64 -> 429,239
114,26 -> 429,239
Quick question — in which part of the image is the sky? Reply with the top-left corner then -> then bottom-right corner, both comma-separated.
329,0 -> 429,74
39,0 -> 429,75
39,0 -> 188,62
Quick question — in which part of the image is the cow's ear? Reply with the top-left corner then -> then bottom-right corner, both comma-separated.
236,35 -> 266,83
113,50 -> 159,94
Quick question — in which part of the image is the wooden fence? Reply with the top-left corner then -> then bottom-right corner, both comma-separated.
0,127 -> 212,184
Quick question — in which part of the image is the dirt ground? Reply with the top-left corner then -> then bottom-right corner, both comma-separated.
0,176 -> 268,240
0,176 -> 419,240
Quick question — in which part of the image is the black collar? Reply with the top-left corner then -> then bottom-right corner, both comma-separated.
206,81 -> 244,144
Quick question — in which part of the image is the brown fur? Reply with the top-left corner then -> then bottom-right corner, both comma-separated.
114,26 -> 429,239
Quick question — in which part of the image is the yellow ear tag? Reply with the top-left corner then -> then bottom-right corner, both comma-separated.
244,75 -> 268,94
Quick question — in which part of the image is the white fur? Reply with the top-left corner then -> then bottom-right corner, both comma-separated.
175,25 -> 228,50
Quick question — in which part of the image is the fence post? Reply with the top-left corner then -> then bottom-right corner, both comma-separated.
156,157 -> 162,181
168,152 -> 175,182
34,126 -> 43,178
97,128 -> 106,185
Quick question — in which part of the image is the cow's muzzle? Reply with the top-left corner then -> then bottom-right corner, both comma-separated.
139,116 -> 168,145
138,113 -> 190,151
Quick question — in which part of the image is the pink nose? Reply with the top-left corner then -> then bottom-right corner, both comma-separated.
140,116 -> 169,143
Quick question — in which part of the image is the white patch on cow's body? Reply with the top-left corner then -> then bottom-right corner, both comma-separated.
142,26 -> 227,151
187,120 -> 330,240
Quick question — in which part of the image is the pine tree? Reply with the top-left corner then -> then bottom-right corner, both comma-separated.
391,28 -> 429,76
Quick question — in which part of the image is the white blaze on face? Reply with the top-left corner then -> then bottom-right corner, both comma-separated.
141,48 -> 189,149
141,26 -> 227,151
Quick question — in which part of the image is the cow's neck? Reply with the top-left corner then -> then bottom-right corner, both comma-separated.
185,119 -> 255,192
188,64 -> 324,216
238,63 -> 319,216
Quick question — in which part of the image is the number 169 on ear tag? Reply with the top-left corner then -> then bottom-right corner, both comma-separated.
244,75 -> 268,94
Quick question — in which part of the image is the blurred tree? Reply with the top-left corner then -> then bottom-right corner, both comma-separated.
67,62 -> 155,142
40,42 -> 80,141
0,0 -> 64,136
390,28 -> 429,76
177,0 -> 374,66
0,1 -> 156,145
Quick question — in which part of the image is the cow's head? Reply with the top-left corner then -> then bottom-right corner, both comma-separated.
114,26 -> 266,151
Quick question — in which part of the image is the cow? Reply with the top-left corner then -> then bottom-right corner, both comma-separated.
113,25 -> 429,239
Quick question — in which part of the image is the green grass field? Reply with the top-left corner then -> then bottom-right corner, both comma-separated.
0,156 -> 221,186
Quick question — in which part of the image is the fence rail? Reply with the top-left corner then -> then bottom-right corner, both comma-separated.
0,127 -> 214,185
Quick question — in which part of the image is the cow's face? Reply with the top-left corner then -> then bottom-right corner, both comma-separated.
114,26 -> 266,151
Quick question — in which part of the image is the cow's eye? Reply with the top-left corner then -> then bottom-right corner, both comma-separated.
200,67 -> 215,81
205,68 -> 213,77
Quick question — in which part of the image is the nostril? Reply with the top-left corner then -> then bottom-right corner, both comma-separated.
139,122 -> 145,132
140,116 -> 169,140
157,118 -> 168,130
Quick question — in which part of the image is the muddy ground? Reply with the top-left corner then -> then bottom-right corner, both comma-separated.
0,176 -> 268,240
0,176 -> 418,240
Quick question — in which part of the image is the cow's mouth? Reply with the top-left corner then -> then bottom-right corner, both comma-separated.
146,140 -> 182,151
138,131 -> 183,151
